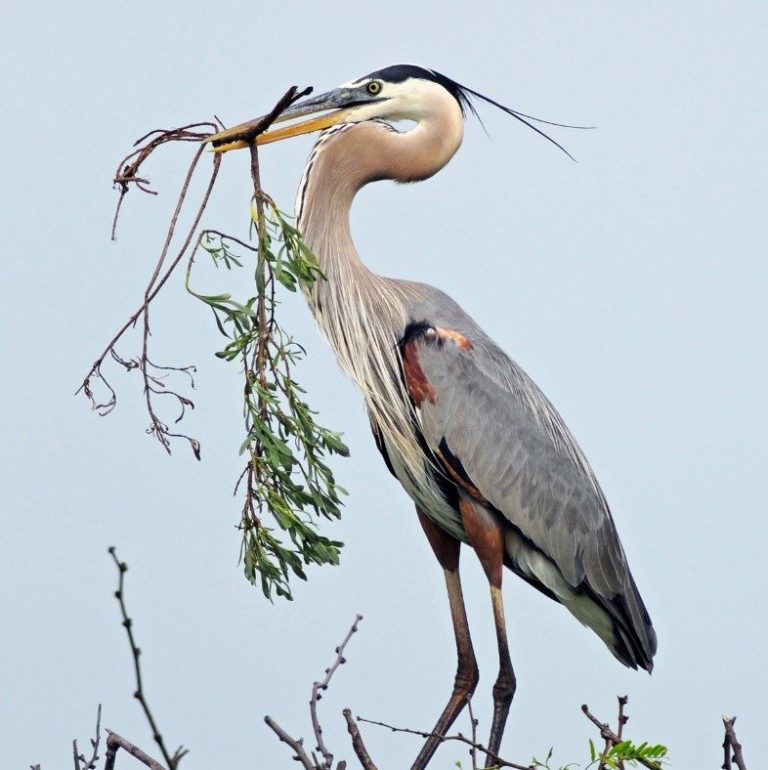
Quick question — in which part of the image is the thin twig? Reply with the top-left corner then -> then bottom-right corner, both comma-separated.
617,695 -> 628,741
722,717 -> 748,770
264,716 -> 315,770
111,122 -> 216,241
72,705 -> 102,769
265,616 -> 364,770
357,716 -> 533,770
467,696 -> 479,770
78,151 -> 220,420
343,710 -> 378,770
310,615 -> 364,767
104,731 -> 167,770
108,547 -> 187,769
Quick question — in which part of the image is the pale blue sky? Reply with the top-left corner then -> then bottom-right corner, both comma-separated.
2,2 -> 766,768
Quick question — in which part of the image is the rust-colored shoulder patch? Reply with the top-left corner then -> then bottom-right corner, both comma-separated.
402,337 -> 437,406
435,327 -> 473,350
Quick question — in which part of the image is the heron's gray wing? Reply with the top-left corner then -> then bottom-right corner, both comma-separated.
400,321 -> 656,668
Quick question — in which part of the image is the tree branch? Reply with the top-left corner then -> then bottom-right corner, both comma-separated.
581,701 -> 661,770
104,731 -> 167,770
722,717 -> 748,770
311,615 -> 363,766
342,710 -> 378,770
264,616 -> 365,769
72,705 -> 102,770
356,715 -> 533,770
264,716 -> 315,770
108,547 -> 187,768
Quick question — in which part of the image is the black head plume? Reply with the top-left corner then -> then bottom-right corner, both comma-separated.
367,64 -> 592,161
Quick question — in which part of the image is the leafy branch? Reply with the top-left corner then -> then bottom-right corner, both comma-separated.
186,200 -> 348,600
78,85 -> 348,600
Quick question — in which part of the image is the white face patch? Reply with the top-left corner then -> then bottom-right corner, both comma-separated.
330,76 -> 464,128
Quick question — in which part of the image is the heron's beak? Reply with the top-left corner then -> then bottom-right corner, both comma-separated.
205,88 -> 361,153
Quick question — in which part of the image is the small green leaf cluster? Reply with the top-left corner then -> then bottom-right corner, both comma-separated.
187,204 -> 348,600
528,738 -> 668,770
587,738 -> 667,769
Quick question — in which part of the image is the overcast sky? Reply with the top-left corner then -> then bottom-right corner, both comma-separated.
2,2 -> 766,769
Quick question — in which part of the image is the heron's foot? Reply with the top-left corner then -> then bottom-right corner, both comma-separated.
410,672 -> 478,770
483,673 -> 516,768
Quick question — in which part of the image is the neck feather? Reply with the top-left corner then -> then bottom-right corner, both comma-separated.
292,110 -> 463,510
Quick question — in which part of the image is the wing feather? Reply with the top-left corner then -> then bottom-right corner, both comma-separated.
401,320 -> 656,669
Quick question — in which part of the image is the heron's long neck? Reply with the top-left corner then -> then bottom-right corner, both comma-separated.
296,116 -> 463,287
293,116 -> 462,489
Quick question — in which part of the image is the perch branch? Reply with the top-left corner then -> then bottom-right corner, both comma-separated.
357,716 -> 533,770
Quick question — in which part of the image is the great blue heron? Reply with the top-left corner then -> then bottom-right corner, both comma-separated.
209,65 -> 657,769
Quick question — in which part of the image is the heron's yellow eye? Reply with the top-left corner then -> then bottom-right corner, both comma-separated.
367,81 -> 383,95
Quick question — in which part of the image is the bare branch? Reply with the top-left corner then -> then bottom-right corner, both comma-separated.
722,717 -> 748,770
616,695 -> 628,741
72,705 -> 102,770
104,730 -> 167,770
265,616 -> 363,770
342,710 -> 378,770
581,702 -> 661,770
108,547 -> 187,768
357,715 -> 533,770
311,615 -> 363,766
111,122 -> 217,241
264,716 -> 315,770
466,696 -> 479,770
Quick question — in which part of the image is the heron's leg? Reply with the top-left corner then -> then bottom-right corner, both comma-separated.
410,507 -> 479,770
458,497 -> 517,767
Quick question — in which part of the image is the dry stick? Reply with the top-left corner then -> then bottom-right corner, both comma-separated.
343,710 -> 378,770
104,731 -> 167,770
722,717 -> 747,770
81,86 -> 308,431
212,85 -> 313,149
78,151 -> 220,417
111,123 -> 216,241
108,548 -> 187,769
310,616 -> 364,766
83,86 -> 312,450
356,717 -> 533,770
138,147 -> 223,458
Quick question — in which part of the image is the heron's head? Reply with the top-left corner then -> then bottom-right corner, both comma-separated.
207,65 -> 472,153
206,64 -> 581,157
